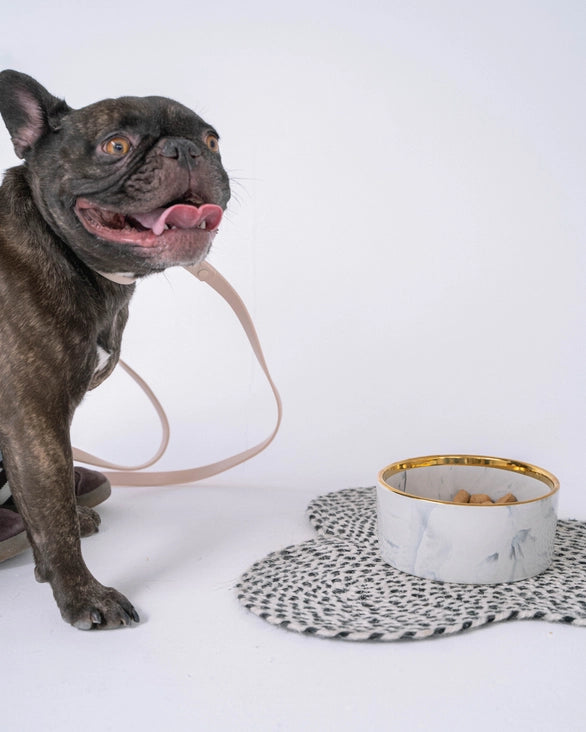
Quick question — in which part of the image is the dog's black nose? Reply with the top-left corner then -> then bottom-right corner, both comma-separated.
158,138 -> 202,165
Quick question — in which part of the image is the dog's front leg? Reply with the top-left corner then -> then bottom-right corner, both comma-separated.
2,423 -> 139,629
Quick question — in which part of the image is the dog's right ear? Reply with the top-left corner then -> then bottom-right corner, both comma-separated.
0,70 -> 71,159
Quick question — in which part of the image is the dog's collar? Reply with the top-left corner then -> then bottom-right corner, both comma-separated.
96,270 -> 138,285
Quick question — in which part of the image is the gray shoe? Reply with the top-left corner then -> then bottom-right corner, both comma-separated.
0,466 -> 112,562
0,508 -> 27,562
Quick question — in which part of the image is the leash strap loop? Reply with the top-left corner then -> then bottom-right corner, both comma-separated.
72,263 -> 282,486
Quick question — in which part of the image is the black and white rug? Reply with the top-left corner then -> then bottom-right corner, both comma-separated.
237,487 -> 586,641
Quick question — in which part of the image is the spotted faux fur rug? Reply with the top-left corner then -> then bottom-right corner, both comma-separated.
237,487 -> 586,641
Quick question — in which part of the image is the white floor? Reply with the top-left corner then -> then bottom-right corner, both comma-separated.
1,1 -> 585,729
2,467 -> 586,731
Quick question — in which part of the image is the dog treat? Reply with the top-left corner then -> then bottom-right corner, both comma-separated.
469,493 -> 493,504
450,491 -> 518,504
496,493 -> 518,504
453,490 -> 471,503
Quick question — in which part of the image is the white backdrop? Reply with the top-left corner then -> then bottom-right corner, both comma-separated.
1,2 -> 584,507
2,4 -> 586,731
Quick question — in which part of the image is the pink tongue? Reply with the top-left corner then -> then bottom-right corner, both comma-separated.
133,203 -> 223,236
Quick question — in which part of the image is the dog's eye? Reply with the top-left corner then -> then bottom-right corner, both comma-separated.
102,136 -> 132,156
205,133 -> 220,153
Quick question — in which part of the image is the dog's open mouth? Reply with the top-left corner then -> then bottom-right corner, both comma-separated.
74,195 -> 223,247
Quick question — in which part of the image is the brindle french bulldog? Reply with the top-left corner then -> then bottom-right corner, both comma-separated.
0,70 -> 230,629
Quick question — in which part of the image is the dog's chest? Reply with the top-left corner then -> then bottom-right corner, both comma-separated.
87,295 -> 130,389
95,345 -> 111,375
89,344 -> 114,389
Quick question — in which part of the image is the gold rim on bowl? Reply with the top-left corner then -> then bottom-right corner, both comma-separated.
377,454 -> 560,507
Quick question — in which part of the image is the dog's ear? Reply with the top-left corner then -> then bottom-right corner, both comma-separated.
0,70 -> 71,159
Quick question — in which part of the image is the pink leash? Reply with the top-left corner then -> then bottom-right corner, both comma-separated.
72,262 -> 282,486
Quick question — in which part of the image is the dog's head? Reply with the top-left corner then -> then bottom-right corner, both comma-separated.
0,70 -> 230,278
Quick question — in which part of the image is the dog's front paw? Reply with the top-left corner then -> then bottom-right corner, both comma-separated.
58,582 -> 140,630
77,505 -> 101,537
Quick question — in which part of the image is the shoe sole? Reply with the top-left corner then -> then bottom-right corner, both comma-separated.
0,531 -> 30,563
0,478 -> 112,563
76,477 -> 112,508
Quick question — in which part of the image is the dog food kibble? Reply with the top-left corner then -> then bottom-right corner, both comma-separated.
496,493 -> 517,504
469,493 -> 493,504
453,490 -> 471,503
451,491 -> 518,504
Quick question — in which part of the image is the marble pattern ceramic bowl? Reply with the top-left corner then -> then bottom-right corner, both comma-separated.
377,455 -> 560,584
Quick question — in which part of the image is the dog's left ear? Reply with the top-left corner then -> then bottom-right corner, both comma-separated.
0,70 -> 71,159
